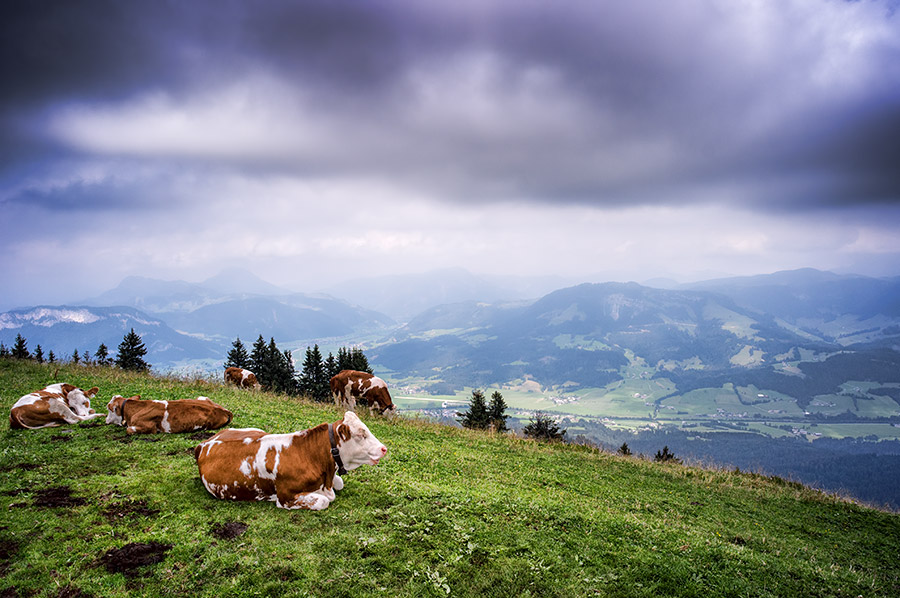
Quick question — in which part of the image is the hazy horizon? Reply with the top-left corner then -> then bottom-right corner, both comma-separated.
3,1 -> 899,310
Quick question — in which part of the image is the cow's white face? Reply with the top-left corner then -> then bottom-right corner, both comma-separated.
66,387 -> 97,417
106,395 -> 126,425
337,411 -> 387,470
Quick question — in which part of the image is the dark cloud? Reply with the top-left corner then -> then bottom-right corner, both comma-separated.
1,0 -> 899,212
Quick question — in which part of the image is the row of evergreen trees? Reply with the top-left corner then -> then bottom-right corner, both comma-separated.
455,389 -> 569,442
224,336 -> 372,401
0,329 -> 150,371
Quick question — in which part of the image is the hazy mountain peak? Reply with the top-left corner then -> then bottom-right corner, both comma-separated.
201,269 -> 293,296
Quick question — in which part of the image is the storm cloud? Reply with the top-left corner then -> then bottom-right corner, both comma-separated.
1,0 -> 899,308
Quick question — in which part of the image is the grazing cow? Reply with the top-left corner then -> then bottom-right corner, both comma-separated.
194,411 -> 387,510
224,367 -> 261,390
9,383 -> 104,429
330,370 -> 395,414
106,395 -> 233,435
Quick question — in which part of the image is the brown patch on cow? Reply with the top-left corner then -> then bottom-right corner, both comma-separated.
211,522 -> 248,539
100,542 -> 172,577
33,486 -> 87,508
101,499 -> 160,523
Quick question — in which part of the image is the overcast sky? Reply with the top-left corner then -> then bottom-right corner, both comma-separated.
2,0 -> 899,310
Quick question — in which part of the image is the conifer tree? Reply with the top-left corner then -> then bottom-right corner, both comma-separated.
618,442 -> 632,456
116,328 -> 150,372
34,345 -> 44,364
249,335 -> 270,385
349,347 -> 373,374
225,337 -> 251,369
71,349 -> 80,364
488,390 -> 509,432
266,339 -> 297,395
298,345 -> 329,401
523,411 -> 566,442
48,350 -> 55,363
0,343 -> 8,358
95,343 -> 111,366
458,389 -> 490,430
654,446 -> 681,464
12,334 -> 30,359
324,352 -> 339,380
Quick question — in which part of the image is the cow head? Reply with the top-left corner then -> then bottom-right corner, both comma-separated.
334,411 -> 387,470
106,394 -> 141,425
65,386 -> 100,417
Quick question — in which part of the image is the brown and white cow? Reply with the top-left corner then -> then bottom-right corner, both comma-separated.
9,383 -> 104,429
106,395 -> 233,435
194,411 -> 387,510
224,367 -> 261,390
330,370 -> 395,414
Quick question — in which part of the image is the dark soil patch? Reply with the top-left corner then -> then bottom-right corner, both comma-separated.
0,538 -> 20,574
51,434 -> 73,442
211,521 -> 248,539
0,463 -> 40,474
33,486 -> 87,508
188,432 -> 216,441
101,500 -> 160,523
56,586 -> 92,598
1,588 -> 19,598
100,542 -> 172,577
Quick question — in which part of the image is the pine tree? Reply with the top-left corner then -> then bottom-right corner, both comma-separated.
72,349 -> 80,364
95,343 -> 111,366
349,347 -> 372,374
12,334 -> 30,359
654,446 -> 681,464
34,345 -> 45,364
249,335 -> 270,386
488,391 -> 509,432
618,442 -> 632,456
116,328 -> 150,372
83,351 -> 91,364
324,352 -> 339,380
266,339 -> 297,395
523,411 -> 566,442
225,337 -> 251,369
48,350 -> 55,363
298,345 -> 329,401
458,389 -> 490,430
0,343 -> 8,358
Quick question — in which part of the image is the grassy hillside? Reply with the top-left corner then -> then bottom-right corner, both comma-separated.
2,359 -> 899,598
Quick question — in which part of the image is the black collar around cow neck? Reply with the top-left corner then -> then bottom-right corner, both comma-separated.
328,423 -> 347,475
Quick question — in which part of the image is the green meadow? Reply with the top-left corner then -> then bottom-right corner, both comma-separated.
2,358 -> 900,597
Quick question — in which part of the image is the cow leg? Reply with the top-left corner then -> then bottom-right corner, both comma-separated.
276,488 -> 335,510
333,474 -> 344,491
125,421 -> 157,435
49,399 -> 94,425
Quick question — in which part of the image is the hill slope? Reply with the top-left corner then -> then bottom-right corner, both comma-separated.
1,359 -> 898,597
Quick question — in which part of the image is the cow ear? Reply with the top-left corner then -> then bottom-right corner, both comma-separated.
337,423 -> 351,442
61,383 -> 76,395
86,387 -> 99,398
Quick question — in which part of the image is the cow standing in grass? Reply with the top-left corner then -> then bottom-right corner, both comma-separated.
330,370 -> 395,414
224,367 -> 260,390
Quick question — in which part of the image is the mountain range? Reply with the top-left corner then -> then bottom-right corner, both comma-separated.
2,268 -> 899,388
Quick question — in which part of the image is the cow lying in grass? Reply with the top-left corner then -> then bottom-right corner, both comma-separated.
194,411 -> 387,510
10,383 -> 104,429
106,395 -> 233,435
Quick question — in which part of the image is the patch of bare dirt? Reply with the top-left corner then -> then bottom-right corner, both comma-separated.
0,463 -> 39,474
101,499 -> 160,523
33,486 -> 87,508
100,542 -> 172,577
189,432 -> 216,441
211,522 -> 248,539
56,586 -> 92,598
